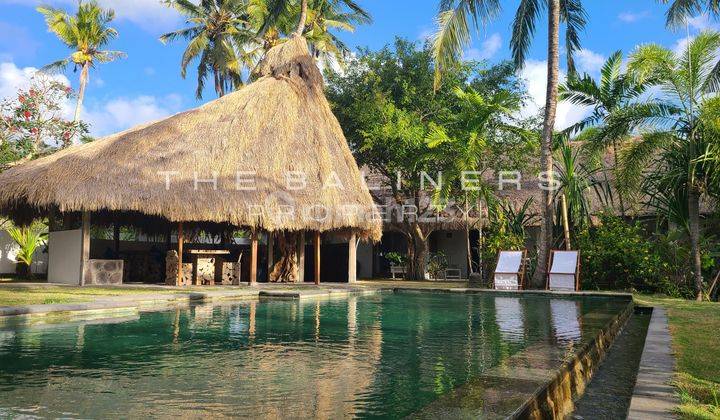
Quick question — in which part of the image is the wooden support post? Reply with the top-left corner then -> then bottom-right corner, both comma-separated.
297,231 -> 305,283
314,231 -> 321,285
250,230 -> 258,285
79,211 -> 91,286
177,222 -> 184,286
348,233 -> 357,283
267,231 -> 274,282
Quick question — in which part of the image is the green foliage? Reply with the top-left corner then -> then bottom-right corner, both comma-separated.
6,223 -> 47,276
427,252 -> 449,280
576,214 -> 671,293
481,198 -> 537,280
0,78 -> 89,165
161,0 -> 371,98
383,251 -> 406,266
553,140 -> 609,231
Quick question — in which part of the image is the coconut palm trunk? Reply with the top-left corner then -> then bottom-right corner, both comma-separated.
688,190 -> 704,300
533,0 -> 561,288
73,62 -> 90,122
294,0 -> 309,37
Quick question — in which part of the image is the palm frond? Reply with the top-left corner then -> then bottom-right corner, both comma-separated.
511,0 -> 543,69
559,0 -> 588,75
432,0 -> 500,89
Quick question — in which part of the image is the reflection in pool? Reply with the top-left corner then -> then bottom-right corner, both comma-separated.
0,292 -> 628,418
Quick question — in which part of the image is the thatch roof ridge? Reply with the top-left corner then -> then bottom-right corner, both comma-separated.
0,36 -> 381,240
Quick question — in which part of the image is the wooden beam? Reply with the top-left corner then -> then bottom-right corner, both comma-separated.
314,231 -> 321,285
250,230 -> 258,285
79,211 -> 90,286
177,222 -> 184,286
348,233 -> 357,283
296,231 -> 305,283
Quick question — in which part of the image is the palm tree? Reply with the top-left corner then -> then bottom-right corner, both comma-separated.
161,0 -> 258,99
38,0 -> 125,121
660,0 -> 720,28
598,31 -> 720,301
254,0 -> 371,65
431,0 -> 588,288
427,86 -> 534,276
558,51 -> 647,215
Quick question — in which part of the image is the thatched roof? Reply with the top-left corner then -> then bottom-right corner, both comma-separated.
0,36 -> 381,240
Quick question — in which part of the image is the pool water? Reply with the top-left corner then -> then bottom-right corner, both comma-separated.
0,292 -> 629,419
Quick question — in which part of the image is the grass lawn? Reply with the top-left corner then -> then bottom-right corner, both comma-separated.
0,284 -> 194,306
634,294 -> 720,419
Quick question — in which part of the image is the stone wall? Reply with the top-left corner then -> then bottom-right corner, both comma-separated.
83,259 -> 124,285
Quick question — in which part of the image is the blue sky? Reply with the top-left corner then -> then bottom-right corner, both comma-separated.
0,0 -> 713,136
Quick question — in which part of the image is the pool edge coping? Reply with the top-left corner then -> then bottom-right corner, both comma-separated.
627,307 -> 679,419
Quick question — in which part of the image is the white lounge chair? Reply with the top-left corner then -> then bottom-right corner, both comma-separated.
546,250 -> 580,291
492,250 -> 527,290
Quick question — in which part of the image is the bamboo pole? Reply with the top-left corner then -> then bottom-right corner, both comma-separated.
297,231 -> 305,283
348,233 -> 357,283
561,193 -> 571,250
314,231 -> 321,285
250,230 -> 258,285
177,222 -> 184,286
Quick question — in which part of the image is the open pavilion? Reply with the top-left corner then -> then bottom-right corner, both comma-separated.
0,36 -> 381,286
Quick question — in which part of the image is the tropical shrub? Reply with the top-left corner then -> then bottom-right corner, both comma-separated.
427,252 -> 449,280
6,223 -> 47,277
383,251 -> 407,267
576,214 -> 670,293
481,198 -> 538,282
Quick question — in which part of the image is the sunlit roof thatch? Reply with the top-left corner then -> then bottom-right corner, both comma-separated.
0,36 -> 381,240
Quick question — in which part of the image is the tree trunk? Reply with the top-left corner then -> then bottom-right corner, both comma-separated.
532,0 -> 560,289
464,199 -> 473,275
270,231 -> 299,282
214,70 -> 225,98
612,140 -> 626,217
73,62 -> 89,122
688,191 -> 704,301
293,0 -> 308,37
406,224 -> 428,281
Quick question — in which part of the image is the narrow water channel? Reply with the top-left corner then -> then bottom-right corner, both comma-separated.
570,309 -> 652,419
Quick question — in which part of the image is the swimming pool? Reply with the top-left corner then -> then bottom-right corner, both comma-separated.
0,291 -> 630,418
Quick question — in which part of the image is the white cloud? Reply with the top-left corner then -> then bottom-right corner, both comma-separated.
464,33 -> 502,61
575,49 -> 605,74
0,61 -> 69,100
686,13 -> 720,31
83,94 -> 183,136
618,11 -> 650,23
0,0 -> 181,33
518,60 -> 593,131
1,59 -> 182,137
